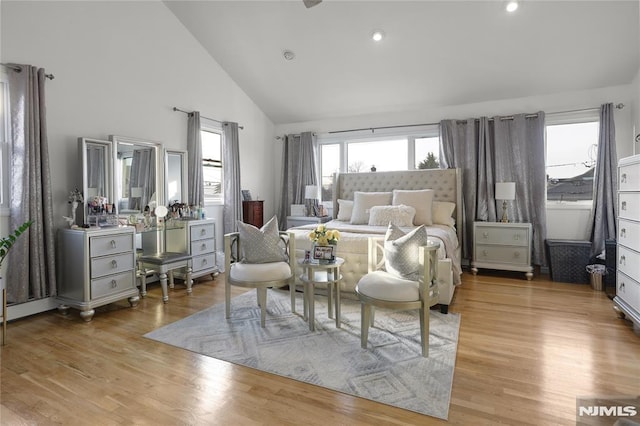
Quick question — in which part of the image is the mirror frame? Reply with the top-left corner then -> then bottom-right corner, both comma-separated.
110,135 -> 164,216
164,149 -> 188,207
79,137 -> 114,225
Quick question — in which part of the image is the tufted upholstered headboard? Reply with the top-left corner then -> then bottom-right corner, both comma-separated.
332,168 -> 463,247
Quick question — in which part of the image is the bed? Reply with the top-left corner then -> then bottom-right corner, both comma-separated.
287,168 -> 463,313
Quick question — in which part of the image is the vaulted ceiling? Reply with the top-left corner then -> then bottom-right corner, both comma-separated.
164,1 -> 640,125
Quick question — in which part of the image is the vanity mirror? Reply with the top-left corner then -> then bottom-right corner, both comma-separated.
165,149 -> 187,207
79,137 -> 114,225
110,135 -> 163,216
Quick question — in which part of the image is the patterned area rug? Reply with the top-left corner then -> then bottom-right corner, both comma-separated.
144,289 -> 460,420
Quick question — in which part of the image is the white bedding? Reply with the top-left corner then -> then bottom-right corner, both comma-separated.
288,219 -> 462,285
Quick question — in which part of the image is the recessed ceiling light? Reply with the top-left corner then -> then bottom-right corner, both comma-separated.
372,30 -> 385,42
506,1 -> 518,12
283,50 -> 296,61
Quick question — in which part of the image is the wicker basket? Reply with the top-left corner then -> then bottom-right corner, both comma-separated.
545,239 -> 592,284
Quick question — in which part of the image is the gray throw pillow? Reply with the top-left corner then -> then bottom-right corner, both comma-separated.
237,216 -> 286,263
384,223 -> 429,280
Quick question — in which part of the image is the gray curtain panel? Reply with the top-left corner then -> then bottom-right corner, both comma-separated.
440,112 -> 547,265
223,122 -> 242,235
187,111 -> 204,208
277,132 -> 317,230
6,64 -> 56,303
589,103 -> 617,257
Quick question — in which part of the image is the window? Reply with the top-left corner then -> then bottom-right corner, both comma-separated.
0,70 -> 8,210
201,126 -> 223,203
546,113 -> 599,202
317,125 -> 439,204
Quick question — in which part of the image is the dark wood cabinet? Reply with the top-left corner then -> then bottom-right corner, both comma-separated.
242,200 -> 264,228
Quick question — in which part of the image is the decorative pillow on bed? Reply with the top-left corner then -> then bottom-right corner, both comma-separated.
350,191 -> 393,225
392,189 -> 434,226
368,205 -> 416,227
236,216 -> 286,263
336,199 -> 354,221
432,201 -> 456,227
384,223 -> 429,281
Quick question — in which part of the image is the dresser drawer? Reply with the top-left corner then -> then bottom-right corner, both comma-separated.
619,160 -> 640,192
91,271 -> 135,299
192,253 -> 216,273
190,238 -> 215,256
617,271 -> 640,310
618,219 -> 640,252
619,192 -> 640,222
90,233 -> 133,257
475,244 -> 530,266
190,224 -> 214,242
474,225 -> 529,247
618,245 -> 640,282
90,253 -> 134,279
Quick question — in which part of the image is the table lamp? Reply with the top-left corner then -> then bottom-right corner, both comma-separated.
495,182 -> 516,223
305,185 -> 318,216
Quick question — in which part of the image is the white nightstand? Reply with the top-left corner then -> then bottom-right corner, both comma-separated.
471,221 -> 533,280
287,216 -> 332,228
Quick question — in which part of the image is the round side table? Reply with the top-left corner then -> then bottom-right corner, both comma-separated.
298,257 -> 345,331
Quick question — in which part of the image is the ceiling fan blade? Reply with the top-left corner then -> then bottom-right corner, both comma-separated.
303,0 -> 322,8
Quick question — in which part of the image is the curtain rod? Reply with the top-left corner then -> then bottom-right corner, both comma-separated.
324,103 -> 624,135
1,63 -> 54,80
173,107 -> 244,129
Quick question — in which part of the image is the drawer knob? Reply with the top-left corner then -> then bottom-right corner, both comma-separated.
201,243 -> 207,250
620,228 -> 627,238
619,281 -> 625,291
110,240 -> 116,248
621,173 -> 627,183
111,259 -> 118,268
202,258 -> 208,265
201,229 -> 207,236
619,255 -> 626,265
482,250 -> 488,257
621,201 -> 627,210
513,252 -> 520,258
111,279 -> 117,288
482,232 -> 488,239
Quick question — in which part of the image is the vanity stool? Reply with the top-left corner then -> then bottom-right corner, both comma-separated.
138,252 -> 193,303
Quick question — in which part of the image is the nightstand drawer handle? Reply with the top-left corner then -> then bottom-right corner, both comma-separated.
619,281 -> 625,291
621,173 -> 627,183
201,243 -> 207,250
619,255 -> 626,265
482,232 -> 488,239
514,234 -> 520,241
621,201 -> 627,210
513,252 -> 520,258
111,259 -> 118,268
110,239 -> 116,248
620,228 -> 626,238
482,250 -> 488,257
111,279 -> 117,289
200,229 -> 207,236
202,258 -> 208,265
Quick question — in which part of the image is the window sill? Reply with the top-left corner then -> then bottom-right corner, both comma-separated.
546,202 -> 592,210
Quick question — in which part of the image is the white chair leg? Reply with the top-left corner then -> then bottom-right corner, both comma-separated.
290,280 -> 296,314
168,270 -> 175,289
361,303 -> 371,349
159,272 -> 169,303
257,288 -> 267,327
185,266 -> 193,294
419,305 -> 429,357
225,278 -> 231,319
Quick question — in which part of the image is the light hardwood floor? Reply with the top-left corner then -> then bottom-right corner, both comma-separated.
1,271 -> 639,425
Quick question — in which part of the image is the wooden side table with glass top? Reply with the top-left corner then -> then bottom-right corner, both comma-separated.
298,257 -> 345,331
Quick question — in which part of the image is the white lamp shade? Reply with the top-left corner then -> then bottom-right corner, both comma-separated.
305,185 -> 318,199
495,182 -> 516,201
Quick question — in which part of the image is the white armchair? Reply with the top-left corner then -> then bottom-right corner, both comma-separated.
355,236 -> 439,357
224,231 -> 296,327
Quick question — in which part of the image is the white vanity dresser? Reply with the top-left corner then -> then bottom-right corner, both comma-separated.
57,226 -> 139,321
614,154 -> 640,334
166,218 -> 217,279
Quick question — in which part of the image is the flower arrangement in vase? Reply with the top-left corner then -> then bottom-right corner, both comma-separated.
308,224 -> 340,246
64,188 -> 84,228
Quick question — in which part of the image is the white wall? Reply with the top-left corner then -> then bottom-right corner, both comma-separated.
275,85 -> 634,241
1,1 -> 277,259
